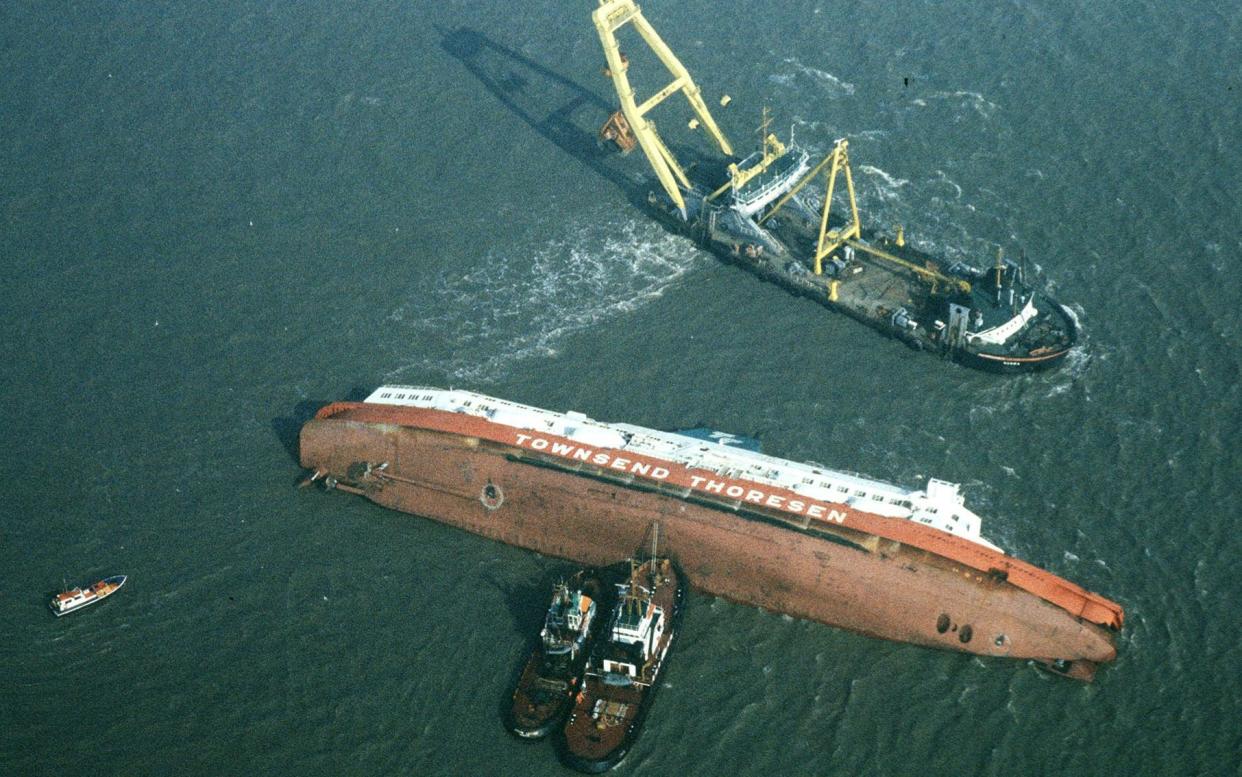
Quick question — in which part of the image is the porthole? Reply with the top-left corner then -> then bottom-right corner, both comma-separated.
936,614 -> 951,634
480,482 -> 504,511
959,625 -> 973,644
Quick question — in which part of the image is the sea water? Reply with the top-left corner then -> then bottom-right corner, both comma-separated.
3,1 -> 1239,774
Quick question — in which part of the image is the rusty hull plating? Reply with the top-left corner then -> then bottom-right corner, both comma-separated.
299,397 -> 1122,681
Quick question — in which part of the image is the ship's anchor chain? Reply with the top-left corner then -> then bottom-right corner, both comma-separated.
480,481 -> 504,511
343,460 -> 388,480
304,462 -> 392,495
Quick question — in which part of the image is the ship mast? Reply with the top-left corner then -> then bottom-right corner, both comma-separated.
592,0 -> 734,218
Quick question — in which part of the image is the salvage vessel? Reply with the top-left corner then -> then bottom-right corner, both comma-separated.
508,568 -> 607,739
560,531 -> 683,773
300,386 -> 1124,681
591,0 -> 1078,372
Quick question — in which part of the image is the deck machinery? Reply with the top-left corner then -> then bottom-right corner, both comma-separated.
591,0 -> 1078,372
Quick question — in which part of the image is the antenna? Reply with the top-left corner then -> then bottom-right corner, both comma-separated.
995,247 -> 1005,304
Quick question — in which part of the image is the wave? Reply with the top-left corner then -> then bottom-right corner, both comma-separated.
770,57 -> 856,98
384,218 -> 705,384
857,165 -> 911,203
925,90 -> 999,119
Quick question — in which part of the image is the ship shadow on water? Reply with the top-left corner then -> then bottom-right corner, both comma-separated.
271,387 -> 373,473
440,26 -> 713,212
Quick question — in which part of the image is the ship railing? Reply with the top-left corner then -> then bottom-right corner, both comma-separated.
731,148 -> 810,206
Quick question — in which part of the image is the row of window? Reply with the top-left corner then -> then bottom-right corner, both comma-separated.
379,391 -> 437,402
793,474 -> 917,508
381,394 -> 953,523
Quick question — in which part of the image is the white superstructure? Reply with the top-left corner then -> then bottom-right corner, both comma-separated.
365,386 -> 1002,552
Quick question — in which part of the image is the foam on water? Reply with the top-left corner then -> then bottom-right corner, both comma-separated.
384,217 -> 706,384
856,165 -> 911,203
769,57 -> 856,98
920,90 -> 1000,119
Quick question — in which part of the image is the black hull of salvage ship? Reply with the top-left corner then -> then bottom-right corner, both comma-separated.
655,190 -> 1079,373
592,0 -> 1078,373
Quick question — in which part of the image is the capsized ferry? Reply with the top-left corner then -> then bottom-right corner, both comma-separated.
591,0 -> 1078,372
300,387 -> 1124,681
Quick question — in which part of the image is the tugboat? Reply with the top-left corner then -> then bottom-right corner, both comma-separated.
591,0 -> 1078,372
559,529 -> 685,772
508,568 -> 608,739
50,575 -> 127,617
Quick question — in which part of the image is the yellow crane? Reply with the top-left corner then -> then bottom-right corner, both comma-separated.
592,0 -> 970,295
592,0 -> 733,217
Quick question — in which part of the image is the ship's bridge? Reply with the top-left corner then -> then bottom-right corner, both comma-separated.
609,587 -> 662,659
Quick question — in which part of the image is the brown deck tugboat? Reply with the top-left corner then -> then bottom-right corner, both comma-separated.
559,529 -> 685,772
508,568 -> 608,739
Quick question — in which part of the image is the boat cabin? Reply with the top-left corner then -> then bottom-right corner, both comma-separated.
600,585 -> 666,682
56,590 -> 88,608
541,587 -> 595,656
729,144 -> 810,217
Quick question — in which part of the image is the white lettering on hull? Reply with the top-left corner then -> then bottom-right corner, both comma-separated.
512,433 -> 849,527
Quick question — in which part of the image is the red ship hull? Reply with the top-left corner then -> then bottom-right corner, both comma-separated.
299,402 -> 1122,680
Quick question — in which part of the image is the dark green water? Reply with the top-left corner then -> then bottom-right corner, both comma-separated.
3,1 -> 1239,774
